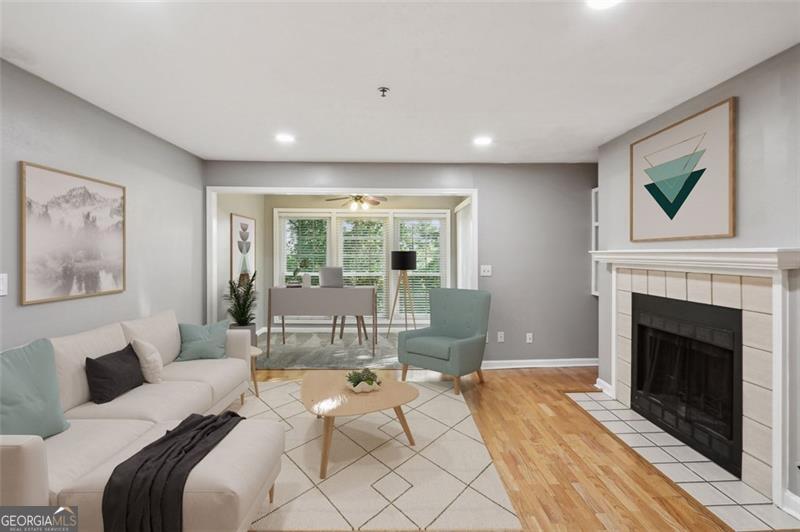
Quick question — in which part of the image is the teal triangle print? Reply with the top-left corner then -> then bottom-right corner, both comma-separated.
644,149 -> 706,183
644,169 -> 705,219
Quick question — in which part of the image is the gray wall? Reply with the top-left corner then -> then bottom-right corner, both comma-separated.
596,45 -> 800,493
205,162 -> 598,361
0,61 -> 205,349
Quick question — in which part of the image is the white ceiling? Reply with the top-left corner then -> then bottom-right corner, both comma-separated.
2,1 -> 799,163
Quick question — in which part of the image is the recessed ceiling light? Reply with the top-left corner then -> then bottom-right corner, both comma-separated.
275,133 -> 296,144
473,136 -> 493,147
586,0 -> 622,10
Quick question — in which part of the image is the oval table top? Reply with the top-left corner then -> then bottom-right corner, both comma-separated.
300,370 -> 419,417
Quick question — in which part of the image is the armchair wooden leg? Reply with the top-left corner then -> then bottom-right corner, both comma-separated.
401,364 -> 409,381
476,369 -> 485,383
269,485 -> 275,503
240,393 -> 245,405
453,376 -> 461,395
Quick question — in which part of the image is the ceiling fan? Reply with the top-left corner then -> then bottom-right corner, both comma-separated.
325,194 -> 388,210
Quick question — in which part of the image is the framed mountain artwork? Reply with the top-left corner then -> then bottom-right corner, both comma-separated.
230,213 -> 256,284
630,98 -> 735,242
20,162 -> 126,305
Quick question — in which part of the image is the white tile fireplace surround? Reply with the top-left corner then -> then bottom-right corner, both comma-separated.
592,248 -> 800,515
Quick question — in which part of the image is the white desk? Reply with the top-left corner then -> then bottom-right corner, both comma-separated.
267,286 -> 377,356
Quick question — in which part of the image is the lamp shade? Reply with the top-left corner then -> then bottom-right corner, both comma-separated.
391,250 -> 417,270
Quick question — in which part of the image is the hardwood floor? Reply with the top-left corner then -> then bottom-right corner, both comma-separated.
255,367 -> 730,531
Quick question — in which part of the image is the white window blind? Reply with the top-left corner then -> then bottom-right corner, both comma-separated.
339,217 -> 388,316
394,217 -> 447,317
281,217 -> 329,285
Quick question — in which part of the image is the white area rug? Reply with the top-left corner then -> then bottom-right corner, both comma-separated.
229,376 -> 521,531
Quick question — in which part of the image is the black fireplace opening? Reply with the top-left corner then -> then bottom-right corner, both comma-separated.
631,294 -> 742,477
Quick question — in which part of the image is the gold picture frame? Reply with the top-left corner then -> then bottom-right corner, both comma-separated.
20,161 -> 126,305
629,97 -> 736,242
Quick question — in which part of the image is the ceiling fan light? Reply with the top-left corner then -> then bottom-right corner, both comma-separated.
349,201 -> 358,211
361,202 -> 370,210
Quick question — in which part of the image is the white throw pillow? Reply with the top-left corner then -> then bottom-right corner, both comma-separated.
131,338 -> 163,383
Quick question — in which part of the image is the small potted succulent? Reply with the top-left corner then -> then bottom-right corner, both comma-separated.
226,271 -> 257,346
346,369 -> 382,393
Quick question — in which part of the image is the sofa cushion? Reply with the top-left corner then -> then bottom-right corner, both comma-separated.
64,381 -> 213,423
405,336 -> 454,361
45,418 -> 153,504
85,344 -> 144,404
51,323 -> 129,411
1,339 -> 70,438
57,419 -> 285,532
161,358 -> 248,404
121,310 -> 181,365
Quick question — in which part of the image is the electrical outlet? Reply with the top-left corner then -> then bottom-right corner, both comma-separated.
0,273 -> 7,297
497,331 -> 504,343
480,264 -> 492,277
526,332 -> 534,344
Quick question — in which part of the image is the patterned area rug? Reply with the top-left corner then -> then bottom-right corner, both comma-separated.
229,376 -> 521,530
256,332 -> 402,370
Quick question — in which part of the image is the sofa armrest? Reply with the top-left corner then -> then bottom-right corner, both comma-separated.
225,329 -> 251,362
0,435 -> 49,505
397,327 -> 436,355
450,334 -> 487,375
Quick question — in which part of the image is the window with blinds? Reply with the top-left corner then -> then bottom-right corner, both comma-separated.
395,218 -> 446,317
281,217 -> 329,285
275,209 -> 449,322
339,217 -> 388,316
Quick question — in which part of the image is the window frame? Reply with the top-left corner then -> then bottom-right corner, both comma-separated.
273,207 -> 450,323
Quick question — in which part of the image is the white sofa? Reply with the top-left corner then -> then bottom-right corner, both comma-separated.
0,310 -> 284,532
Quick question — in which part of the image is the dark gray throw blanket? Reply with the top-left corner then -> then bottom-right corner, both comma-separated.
102,411 -> 244,532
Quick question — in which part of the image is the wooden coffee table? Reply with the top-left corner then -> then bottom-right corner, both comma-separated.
300,370 -> 419,478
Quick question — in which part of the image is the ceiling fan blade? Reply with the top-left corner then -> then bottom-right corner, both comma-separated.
326,196 -> 350,201
365,198 -> 380,206
368,196 -> 388,202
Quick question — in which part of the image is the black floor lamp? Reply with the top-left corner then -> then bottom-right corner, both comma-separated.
387,250 -> 417,335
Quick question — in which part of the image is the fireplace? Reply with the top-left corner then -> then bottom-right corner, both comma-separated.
631,293 -> 743,476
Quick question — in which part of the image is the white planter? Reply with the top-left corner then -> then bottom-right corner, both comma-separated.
349,381 -> 381,393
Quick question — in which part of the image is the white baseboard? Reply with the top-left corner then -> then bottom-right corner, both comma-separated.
481,357 -> 598,370
782,489 -> 800,520
595,378 -> 615,397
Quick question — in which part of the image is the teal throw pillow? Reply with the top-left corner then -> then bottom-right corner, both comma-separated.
177,320 -> 229,361
1,338 -> 70,438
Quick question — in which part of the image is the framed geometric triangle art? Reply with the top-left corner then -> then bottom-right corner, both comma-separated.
630,98 -> 735,242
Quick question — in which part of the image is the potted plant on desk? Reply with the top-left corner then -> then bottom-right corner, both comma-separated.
288,258 -> 310,287
226,271 -> 257,346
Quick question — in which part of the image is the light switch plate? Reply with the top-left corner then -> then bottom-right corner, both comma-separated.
497,331 -> 505,343
0,273 -> 7,296
480,264 -> 492,277
526,333 -> 534,344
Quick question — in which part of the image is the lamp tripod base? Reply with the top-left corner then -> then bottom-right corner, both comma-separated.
386,270 -> 417,336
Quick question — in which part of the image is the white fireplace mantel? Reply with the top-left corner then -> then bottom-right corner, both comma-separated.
591,247 -> 800,272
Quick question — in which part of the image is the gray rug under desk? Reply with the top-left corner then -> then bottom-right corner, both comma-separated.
256,332 -> 403,370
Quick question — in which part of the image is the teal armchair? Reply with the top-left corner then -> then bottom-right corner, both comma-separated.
398,288 -> 491,395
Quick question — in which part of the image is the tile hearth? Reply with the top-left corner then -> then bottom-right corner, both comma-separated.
229,376 -> 521,530
568,392 -> 800,531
